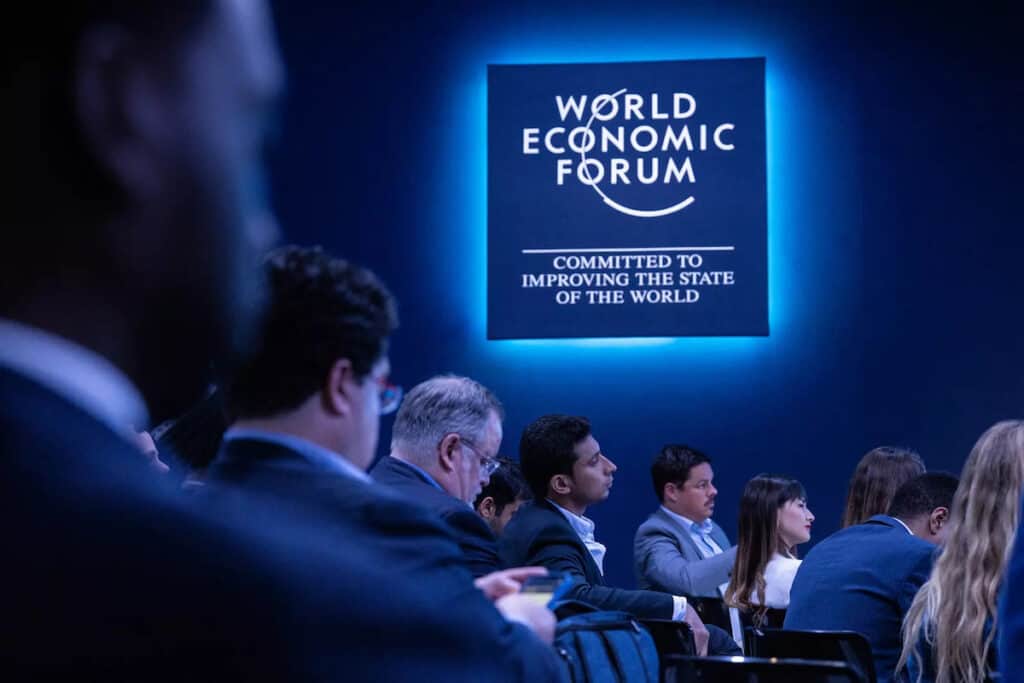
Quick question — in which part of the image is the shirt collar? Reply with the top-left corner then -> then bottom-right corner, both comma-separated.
891,516 -> 914,536
661,505 -> 713,534
223,428 -> 371,483
549,499 -> 598,540
0,318 -> 148,436
392,456 -> 446,492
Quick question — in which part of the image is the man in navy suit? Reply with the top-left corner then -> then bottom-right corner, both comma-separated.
371,375 -> 505,577
785,472 -> 957,683
501,414 -> 714,656
207,246 -> 562,681
0,2 -> 314,678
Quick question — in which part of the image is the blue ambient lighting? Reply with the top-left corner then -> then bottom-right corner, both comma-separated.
428,14 -> 845,371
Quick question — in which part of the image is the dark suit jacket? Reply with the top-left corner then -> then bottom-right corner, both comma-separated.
206,438 -> 563,682
499,500 -> 674,619
784,515 -> 937,683
371,454 -> 501,577
0,366 -> 301,680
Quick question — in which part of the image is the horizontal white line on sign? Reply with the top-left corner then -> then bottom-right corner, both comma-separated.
521,246 -> 735,254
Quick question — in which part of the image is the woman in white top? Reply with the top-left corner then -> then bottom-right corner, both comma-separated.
724,474 -> 815,626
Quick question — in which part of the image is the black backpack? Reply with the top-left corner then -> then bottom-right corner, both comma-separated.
552,604 -> 660,683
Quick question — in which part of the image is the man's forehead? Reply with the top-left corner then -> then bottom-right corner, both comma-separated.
687,463 -> 713,482
575,435 -> 600,459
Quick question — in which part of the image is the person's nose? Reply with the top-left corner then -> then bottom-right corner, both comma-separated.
708,483 -> 717,498
603,456 -> 617,473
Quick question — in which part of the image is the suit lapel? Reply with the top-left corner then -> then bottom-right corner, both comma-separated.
655,507 -> 705,560
710,521 -> 731,550
540,500 -> 605,585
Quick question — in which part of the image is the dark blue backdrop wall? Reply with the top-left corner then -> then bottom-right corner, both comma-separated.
267,1 -> 1023,589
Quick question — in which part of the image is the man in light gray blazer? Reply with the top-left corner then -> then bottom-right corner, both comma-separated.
634,445 -> 736,597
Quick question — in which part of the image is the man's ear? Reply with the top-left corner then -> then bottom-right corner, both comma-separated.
323,358 -> 356,417
477,496 -> 496,520
663,482 -> 678,504
76,25 -> 169,200
550,473 -> 574,496
930,507 -> 950,534
438,433 -> 461,474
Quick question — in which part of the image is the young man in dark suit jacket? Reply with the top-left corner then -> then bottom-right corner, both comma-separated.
500,414 -> 713,656
785,472 -> 957,683
206,246 -> 562,681
371,374 -> 506,577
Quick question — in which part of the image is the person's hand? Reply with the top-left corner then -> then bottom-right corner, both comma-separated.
683,606 -> 709,656
134,430 -> 170,474
474,566 -> 547,601
494,594 -> 556,644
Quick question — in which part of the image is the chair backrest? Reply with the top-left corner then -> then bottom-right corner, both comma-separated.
736,606 -> 787,630
639,618 -> 695,670
744,628 -> 875,683
689,596 -> 734,633
662,655 -> 860,683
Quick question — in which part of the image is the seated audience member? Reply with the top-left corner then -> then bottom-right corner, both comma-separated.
785,472 -> 958,683
898,421 -> 1024,683
724,475 -> 814,627
0,2 -> 342,677
372,375 -> 505,576
634,445 -> 737,597
843,446 -> 926,527
206,246 -> 562,680
500,414 -> 716,656
475,458 -> 532,536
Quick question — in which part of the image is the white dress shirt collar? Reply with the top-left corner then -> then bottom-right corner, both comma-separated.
661,505 -> 710,532
0,318 -> 148,436
548,499 -> 607,574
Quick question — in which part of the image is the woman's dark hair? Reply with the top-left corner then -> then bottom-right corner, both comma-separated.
842,446 -> 925,528
724,474 -> 806,623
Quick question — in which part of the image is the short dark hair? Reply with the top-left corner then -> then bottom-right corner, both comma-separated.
474,459 -> 532,514
519,415 -> 591,500
887,472 -> 959,521
226,246 -> 398,419
651,444 -> 712,502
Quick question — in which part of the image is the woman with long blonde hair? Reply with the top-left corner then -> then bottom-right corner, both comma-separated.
897,420 -> 1024,683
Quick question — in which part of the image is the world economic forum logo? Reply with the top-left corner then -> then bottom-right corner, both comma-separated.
487,58 -> 767,340
520,87 -> 737,218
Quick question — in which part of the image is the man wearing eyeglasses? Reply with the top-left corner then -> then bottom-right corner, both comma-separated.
372,375 -> 506,577
205,246 -> 561,680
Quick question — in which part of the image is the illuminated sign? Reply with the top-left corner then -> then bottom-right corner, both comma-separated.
488,57 -> 767,338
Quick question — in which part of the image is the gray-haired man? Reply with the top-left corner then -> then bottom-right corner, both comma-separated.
371,375 -> 504,577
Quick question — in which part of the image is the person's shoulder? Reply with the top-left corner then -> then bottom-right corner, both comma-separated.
769,554 -> 802,576
636,508 -> 671,533
503,501 -> 566,539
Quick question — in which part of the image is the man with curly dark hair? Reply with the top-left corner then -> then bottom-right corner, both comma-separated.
207,245 -> 563,681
